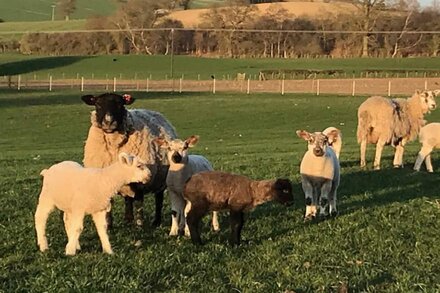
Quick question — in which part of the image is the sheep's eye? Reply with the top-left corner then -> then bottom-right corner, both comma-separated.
282,189 -> 290,194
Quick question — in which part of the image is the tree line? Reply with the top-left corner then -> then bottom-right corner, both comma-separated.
7,0 -> 440,57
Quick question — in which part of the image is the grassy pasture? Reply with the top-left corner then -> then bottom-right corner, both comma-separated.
1,54 -> 440,80
1,89 -> 440,291
0,0 -> 116,22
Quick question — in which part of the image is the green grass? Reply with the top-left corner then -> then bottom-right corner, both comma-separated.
1,90 -> 440,291
1,54 -> 440,80
0,0 -> 116,22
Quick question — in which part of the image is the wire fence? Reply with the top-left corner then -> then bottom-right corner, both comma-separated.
1,75 -> 439,96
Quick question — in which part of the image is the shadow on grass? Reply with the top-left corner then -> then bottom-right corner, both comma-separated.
0,56 -> 93,76
339,166 -> 438,214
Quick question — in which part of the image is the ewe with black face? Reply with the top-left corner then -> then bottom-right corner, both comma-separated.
81,93 -> 177,229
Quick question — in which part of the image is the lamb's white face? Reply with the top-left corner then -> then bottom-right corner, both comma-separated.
155,135 -> 199,164
297,130 -> 328,157
118,153 -> 151,184
419,90 -> 437,112
166,139 -> 190,164
131,158 -> 151,184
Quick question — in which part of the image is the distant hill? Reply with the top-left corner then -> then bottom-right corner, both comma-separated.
170,2 -> 357,27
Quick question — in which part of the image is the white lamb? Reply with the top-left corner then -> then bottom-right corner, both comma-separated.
323,126 -> 342,159
35,153 -> 151,256
414,122 -> 440,172
154,135 -> 219,236
297,129 -> 340,221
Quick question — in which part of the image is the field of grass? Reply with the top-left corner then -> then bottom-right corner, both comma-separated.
0,0 -> 116,22
1,54 -> 440,80
1,89 -> 440,291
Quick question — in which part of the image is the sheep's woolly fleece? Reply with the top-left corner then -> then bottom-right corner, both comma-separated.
84,109 -> 177,197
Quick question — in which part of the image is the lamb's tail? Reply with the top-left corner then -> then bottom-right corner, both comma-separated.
40,169 -> 48,177
357,110 -> 371,144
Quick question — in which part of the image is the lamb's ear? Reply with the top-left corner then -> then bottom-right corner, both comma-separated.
185,135 -> 199,147
118,152 -> 134,166
296,130 -> 311,141
153,137 -> 169,149
415,89 -> 421,95
434,89 -> 440,96
326,129 -> 340,143
122,94 -> 135,105
81,95 -> 97,105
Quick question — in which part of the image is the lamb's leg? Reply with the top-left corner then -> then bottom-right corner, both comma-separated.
63,212 -> 80,251
168,191 -> 186,236
329,189 -> 338,218
65,212 -> 84,256
360,139 -> 367,168
105,198 -> 114,230
373,139 -> 386,170
229,210 -> 244,246
35,199 -> 54,252
425,154 -> 434,173
211,211 -> 220,232
184,201 -> 191,236
151,190 -> 164,227
414,145 -> 433,172
302,178 -> 316,221
186,203 -> 206,245
92,210 -> 113,255
319,181 -> 332,218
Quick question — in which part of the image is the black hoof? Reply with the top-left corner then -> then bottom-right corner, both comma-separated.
330,210 -> 338,218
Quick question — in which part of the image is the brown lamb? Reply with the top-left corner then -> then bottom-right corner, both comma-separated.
183,171 -> 293,246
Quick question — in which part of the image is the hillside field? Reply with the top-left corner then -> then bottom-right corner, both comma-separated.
1,90 -> 439,291
2,54 -> 440,80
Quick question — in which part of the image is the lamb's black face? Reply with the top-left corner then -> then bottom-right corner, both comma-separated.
274,179 -> 294,206
81,93 -> 135,133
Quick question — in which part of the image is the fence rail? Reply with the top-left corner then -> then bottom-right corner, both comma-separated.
1,75 -> 439,96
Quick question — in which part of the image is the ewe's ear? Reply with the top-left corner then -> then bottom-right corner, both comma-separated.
153,137 -> 169,149
185,135 -> 199,148
415,89 -> 421,95
296,130 -> 311,141
434,89 -> 440,96
118,152 -> 134,166
81,95 -> 97,105
122,94 -> 135,105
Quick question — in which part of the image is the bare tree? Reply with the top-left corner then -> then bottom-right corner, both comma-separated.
57,0 -> 76,21
110,0 -> 171,54
352,0 -> 386,57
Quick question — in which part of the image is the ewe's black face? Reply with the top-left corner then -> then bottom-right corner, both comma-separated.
274,179 -> 294,206
81,93 -> 135,133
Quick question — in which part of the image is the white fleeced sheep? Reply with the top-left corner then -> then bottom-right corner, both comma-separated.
35,153 -> 151,256
357,90 -> 438,170
154,135 -> 219,236
414,122 -> 440,172
82,93 -> 177,228
323,126 -> 342,159
297,129 -> 340,221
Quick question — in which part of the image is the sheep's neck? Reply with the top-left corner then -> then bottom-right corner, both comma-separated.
94,163 -> 128,200
250,180 -> 274,207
